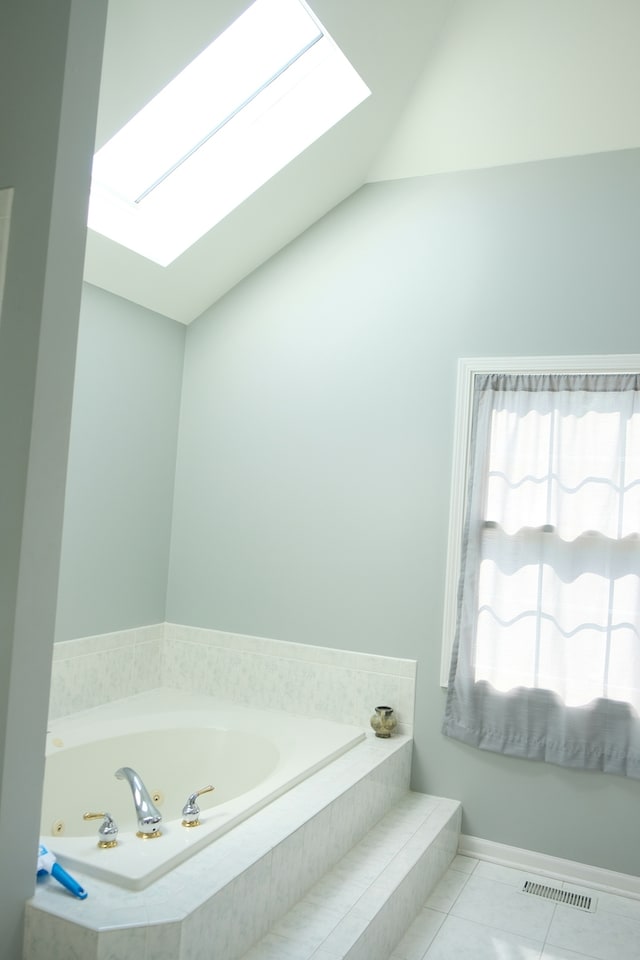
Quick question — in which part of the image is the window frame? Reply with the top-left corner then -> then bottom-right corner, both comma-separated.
440,353 -> 640,687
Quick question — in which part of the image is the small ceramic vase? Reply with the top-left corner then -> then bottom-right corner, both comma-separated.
370,705 -> 397,738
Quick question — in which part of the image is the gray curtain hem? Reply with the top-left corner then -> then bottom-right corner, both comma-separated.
442,713 -> 640,779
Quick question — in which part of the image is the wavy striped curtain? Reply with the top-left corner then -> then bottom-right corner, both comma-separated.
442,372 -> 640,778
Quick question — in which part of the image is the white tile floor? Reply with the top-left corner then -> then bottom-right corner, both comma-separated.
390,856 -> 640,960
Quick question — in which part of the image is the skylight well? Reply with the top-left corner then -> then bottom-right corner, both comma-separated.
88,0 -> 370,266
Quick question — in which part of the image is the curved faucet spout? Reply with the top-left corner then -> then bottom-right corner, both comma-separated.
115,766 -> 162,838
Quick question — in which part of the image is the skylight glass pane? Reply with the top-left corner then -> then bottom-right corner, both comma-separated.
88,0 -> 370,266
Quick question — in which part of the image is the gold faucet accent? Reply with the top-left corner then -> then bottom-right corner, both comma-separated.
181,785 -> 215,827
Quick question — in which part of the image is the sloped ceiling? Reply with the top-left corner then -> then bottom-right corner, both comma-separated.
370,0 -> 640,182
83,0 -> 454,324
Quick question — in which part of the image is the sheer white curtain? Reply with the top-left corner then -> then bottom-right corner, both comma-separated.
443,372 -> 640,777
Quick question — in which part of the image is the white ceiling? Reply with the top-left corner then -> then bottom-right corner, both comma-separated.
84,0 -> 454,324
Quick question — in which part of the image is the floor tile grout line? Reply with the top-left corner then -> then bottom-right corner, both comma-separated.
442,868 -> 473,915
420,912 -> 547,960
392,860 -> 640,960
540,900 -> 559,950
424,870 -> 640,960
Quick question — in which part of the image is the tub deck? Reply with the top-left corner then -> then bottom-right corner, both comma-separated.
40,689 -> 365,889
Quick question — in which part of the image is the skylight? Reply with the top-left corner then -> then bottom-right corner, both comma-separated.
88,0 -> 370,266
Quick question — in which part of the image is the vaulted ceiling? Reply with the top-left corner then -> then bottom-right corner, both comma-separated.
83,0 -> 454,324
84,0 -> 640,324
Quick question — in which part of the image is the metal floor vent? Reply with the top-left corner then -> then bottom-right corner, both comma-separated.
521,880 -> 596,912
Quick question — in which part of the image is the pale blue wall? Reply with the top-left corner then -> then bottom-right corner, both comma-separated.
56,148 -> 640,876
166,148 -> 640,875
56,283 -> 185,641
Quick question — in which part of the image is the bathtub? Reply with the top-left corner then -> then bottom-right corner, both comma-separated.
40,688 -> 365,890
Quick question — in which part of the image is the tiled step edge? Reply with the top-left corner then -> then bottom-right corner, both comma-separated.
242,792 -> 461,960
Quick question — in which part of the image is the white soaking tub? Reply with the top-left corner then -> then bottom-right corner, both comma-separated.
40,688 -> 364,889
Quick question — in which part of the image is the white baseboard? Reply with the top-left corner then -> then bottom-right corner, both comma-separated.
459,834 -> 640,901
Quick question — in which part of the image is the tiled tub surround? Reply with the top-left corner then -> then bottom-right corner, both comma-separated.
25,626 -> 427,958
48,623 -> 165,720
26,734 -> 462,960
48,623 -> 416,732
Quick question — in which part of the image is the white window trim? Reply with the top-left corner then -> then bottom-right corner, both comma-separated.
440,353 -> 640,687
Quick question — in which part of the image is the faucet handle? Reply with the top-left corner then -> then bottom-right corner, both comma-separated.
83,811 -> 119,848
181,785 -> 215,828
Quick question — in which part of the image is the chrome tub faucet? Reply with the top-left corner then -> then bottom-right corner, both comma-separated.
115,766 -> 162,838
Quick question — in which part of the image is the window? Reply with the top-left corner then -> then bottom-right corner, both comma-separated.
441,357 -> 640,778
88,0 -> 370,266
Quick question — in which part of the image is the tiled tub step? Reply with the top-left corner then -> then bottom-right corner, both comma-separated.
25,731 -> 459,960
240,792 -> 461,960
26,733 -> 415,959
